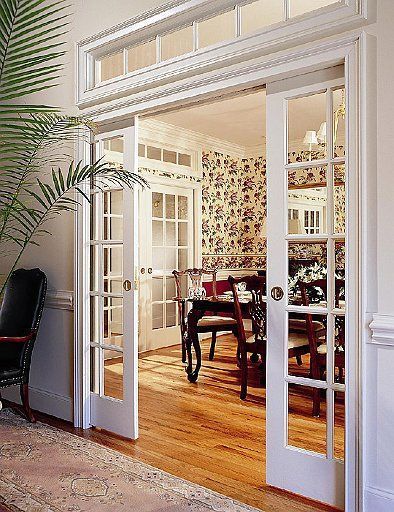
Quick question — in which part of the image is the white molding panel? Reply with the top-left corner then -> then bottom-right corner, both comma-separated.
45,290 -> 74,311
369,314 -> 394,347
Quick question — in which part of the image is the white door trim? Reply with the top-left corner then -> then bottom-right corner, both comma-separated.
74,32 -> 376,511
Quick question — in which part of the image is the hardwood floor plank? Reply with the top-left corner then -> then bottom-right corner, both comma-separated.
35,334 -> 342,512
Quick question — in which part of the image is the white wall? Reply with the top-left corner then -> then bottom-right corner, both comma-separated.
364,1 -> 394,510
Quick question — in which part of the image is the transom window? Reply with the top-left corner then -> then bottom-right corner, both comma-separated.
94,0 -> 342,85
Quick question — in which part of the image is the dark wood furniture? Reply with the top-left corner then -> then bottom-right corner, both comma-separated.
298,278 -> 345,416
173,268 -> 237,364
228,275 -> 266,399
0,268 -> 47,422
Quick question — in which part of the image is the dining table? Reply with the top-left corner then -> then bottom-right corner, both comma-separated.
174,291 -> 255,383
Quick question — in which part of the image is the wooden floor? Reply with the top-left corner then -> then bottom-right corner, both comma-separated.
38,335 -> 343,512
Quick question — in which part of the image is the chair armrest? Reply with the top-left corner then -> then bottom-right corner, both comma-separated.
0,331 -> 35,343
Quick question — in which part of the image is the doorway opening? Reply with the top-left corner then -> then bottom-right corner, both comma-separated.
95,75 -> 347,510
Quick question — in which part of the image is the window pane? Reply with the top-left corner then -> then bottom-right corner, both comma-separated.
104,350 -> 123,400
334,315 -> 345,384
161,25 -> 193,61
103,137 -> 124,170
104,189 -> 123,215
152,303 -> 164,329
165,221 -> 176,246
335,241 -> 346,309
288,167 -> 327,234
104,216 -> 123,241
333,87 -> 346,158
166,302 -> 176,327
334,164 -> 346,233
163,149 -> 177,163
178,222 -> 188,246
288,242 -> 327,306
241,0 -> 283,35
178,153 -> 191,167
138,144 -> 146,157
166,276 -> 176,301
98,51 -> 124,83
288,92 -> 327,163
103,297 -> 123,346
103,246 -> 123,293
147,145 -> 161,160
334,391 -> 345,460
288,313 -> 327,380
152,220 -> 163,246
289,0 -> 338,18
127,39 -> 156,73
152,192 -> 163,218
288,384 -> 326,454
198,10 -> 236,49
165,194 -> 175,219
178,196 -> 188,220
152,277 -> 163,302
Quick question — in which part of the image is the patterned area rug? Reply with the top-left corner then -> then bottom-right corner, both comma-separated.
0,411 -> 261,511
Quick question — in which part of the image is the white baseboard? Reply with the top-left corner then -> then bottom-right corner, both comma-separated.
365,486 -> 394,512
1,385 -> 73,422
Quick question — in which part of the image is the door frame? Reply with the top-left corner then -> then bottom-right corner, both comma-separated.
75,32 -> 376,511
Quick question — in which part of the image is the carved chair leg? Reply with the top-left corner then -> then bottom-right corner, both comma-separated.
181,332 -> 187,364
239,345 -> 248,400
20,384 -> 35,423
209,331 -> 217,361
312,387 -> 321,417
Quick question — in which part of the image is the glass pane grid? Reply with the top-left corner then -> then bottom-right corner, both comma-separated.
285,85 -> 346,461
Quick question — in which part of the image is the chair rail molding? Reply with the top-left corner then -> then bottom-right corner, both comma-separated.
369,314 -> 394,347
45,290 -> 74,311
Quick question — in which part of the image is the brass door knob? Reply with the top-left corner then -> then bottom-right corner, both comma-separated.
140,267 -> 146,274
271,286 -> 284,301
147,267 -> 153,274
123,279 -> 132,291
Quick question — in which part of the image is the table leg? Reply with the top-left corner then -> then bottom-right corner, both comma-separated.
185,308 -> 204,383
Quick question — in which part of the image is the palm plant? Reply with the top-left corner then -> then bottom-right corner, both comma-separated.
0,0 -> 145,294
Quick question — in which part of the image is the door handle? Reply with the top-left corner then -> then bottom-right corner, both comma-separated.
271,286 -> 284,301
140,267 -> 146,274
123,279 -> 132,292
147,267 -> 152,274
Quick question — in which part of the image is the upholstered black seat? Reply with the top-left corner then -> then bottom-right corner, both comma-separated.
0,268 -> 47,422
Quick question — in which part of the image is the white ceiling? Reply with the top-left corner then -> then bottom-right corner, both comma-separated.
152,90 -> 266,147
150,87 -> 336,148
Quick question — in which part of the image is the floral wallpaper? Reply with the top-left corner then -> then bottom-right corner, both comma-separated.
201,150 -> 266,270
140,147 -> 346,273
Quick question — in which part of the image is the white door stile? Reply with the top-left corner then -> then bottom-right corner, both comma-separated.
266,72 -> 349,508
89,121 -> 139,439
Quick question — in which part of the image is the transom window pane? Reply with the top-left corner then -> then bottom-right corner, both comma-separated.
98,51 -> 124,83
198,9 -> 236,49
127,39 -> 156,73
241,0 -> 283,35
289,0 -> 339,18
161,25 -> 193,61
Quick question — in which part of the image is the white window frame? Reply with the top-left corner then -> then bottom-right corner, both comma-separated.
76,0 -> 367,108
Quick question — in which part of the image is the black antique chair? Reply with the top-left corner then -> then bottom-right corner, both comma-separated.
0,268 -> 47,422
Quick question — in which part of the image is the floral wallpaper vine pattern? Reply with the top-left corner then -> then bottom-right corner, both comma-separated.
201,150 -> 266,270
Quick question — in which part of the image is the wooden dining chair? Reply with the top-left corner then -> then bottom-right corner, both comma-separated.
172,268 -> 237,363
228,275 -> 266,400
298,278 -> 346,416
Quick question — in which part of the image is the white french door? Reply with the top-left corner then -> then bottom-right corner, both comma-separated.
139,183 -> 194,352
266,70 -> 350,508
89,122 -> 139,439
